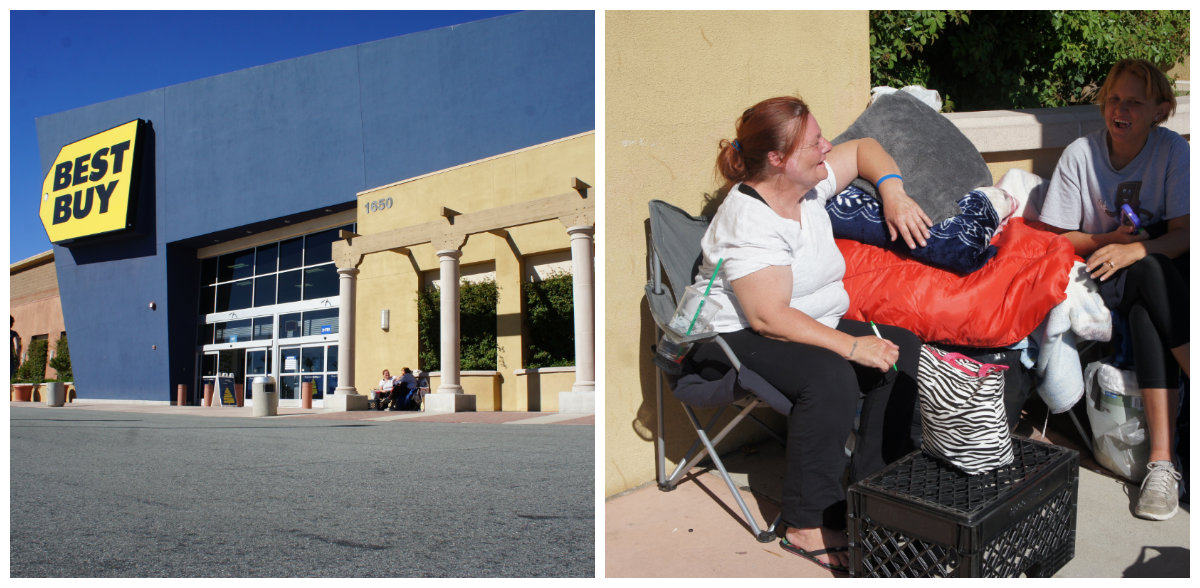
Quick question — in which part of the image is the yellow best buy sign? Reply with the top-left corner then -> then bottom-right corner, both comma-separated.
40,119 -> 144,243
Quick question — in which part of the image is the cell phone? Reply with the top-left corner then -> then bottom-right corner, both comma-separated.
1120,204 -> 1141,233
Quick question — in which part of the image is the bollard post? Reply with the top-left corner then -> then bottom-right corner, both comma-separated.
301,381 -> 313,409
235,384 -> 245,407
203,383 -> 213,407
177,384 -> 187,406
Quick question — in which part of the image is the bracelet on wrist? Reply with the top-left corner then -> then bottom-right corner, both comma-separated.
875,173 -> 903,190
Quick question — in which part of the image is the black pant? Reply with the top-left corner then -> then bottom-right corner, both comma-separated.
688,319 -> 922,530
1102,254 -> 1189,389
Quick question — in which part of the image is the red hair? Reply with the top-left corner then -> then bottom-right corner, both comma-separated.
716,96 -> 811,184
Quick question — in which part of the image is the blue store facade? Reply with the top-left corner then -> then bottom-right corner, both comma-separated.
34,11 -> 595,404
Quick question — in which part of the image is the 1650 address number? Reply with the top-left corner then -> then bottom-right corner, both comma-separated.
364,197 -> 393,214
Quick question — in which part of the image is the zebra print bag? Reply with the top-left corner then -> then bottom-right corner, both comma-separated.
916,345 -> 1014,475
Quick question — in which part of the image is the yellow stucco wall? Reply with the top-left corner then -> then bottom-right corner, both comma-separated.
353,132 -> 595,407
604,11 -> 870,496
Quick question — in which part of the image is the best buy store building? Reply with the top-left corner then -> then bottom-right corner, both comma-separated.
34,11 -> 595,412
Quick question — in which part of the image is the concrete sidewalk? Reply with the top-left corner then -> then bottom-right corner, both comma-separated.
18,399 -> 594,426
605,410 -> 1189,578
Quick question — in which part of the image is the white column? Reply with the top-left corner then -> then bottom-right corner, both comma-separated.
329,266 -> 367,411
559,225 -> 595,413
568,226 -> 595,392
436,249 -> 464,394
425,248 -> 475,413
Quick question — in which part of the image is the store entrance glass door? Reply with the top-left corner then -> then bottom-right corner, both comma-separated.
279,344 -> 335,406
244,348 -> 271,402
201,349 -> 244,405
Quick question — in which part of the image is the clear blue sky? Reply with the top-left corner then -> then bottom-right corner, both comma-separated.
7,9 -> 520,264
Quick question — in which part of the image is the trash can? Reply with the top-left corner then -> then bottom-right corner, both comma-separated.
252,376 -> 278,417
45,382 -> 66,407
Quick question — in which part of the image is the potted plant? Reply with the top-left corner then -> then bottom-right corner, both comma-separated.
12,338 -> 48,402
46,334 -> 72,406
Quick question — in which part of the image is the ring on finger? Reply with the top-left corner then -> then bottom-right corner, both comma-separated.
1106,261 -> 1115,268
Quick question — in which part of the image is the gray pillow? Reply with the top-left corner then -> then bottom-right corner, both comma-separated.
832,91 -> 993,224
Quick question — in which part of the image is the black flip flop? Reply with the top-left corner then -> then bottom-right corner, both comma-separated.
780,537 -> 850,573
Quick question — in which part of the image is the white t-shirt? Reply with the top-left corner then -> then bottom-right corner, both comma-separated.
693,170 -> 849,332
1040,127 -> 1189,233
379,377 -> 395,391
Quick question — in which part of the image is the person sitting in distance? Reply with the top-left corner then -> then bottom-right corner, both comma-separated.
374,369 -> 395,411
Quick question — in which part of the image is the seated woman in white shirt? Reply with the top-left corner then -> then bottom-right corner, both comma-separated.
685,95 -> 930,573
375,369 -> 396,410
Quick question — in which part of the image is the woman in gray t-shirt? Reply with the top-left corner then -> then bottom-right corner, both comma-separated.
1037,59 -> 1189,522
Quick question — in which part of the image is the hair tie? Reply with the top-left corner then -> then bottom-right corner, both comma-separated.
732,140 -> 742,152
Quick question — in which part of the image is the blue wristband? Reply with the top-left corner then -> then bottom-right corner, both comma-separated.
875,174 -> 903,189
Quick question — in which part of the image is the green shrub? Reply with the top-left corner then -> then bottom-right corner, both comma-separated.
49,333 -> 73,382
871,10 -> 1190,111
523,272 -> 575,369
15,338 -> 48,384
417,279 -> 499,371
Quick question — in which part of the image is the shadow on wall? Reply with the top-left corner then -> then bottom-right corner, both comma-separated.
65,121 -> 158,266
631,191 -> 787,487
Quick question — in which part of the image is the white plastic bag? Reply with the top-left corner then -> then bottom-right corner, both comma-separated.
1083,361 -> 1150,482
870,85 -> 944,112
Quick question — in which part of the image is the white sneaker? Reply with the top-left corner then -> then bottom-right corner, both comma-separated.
1134,460 -> 1181,521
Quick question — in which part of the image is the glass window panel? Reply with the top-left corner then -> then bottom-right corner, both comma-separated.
304,375 -> 323,399
279,376 -> 299,400
246,350 -> 267,375
199,285 -> 215,315
217,349 -> 238,378
279,237 -> 303,271
200,257 -> 218,286
198,323 -> 214,346
301,347 -> 324,373
215,319 -> 252,344
278,313 -> 303,340
326,374 -> 338,395
303,308 -> 338,336
255,243 -> 278,275
304,228 -> 339,266
280,348 -> 301,374
277,270 -> 302,304
217,248 -> 255,282
253,275 -> 276,307
202,353 -> 217,378
302,265 -> 338,300
252,317 -> 274,341
327,345 -> 338,373
215,279 -> 253,312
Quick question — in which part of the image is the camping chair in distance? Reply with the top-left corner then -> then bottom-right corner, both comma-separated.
646,199 -> 794,543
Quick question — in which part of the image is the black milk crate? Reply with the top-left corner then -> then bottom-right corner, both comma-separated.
847,436 -> 1078,577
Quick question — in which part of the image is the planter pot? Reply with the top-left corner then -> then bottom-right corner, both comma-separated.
12,383 -> 34,402
45,382 -> 66,407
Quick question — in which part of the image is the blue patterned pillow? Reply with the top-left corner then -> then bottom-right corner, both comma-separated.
827,185 -> 999,274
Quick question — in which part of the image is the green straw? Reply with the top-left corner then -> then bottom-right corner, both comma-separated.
686,258 -> 724,335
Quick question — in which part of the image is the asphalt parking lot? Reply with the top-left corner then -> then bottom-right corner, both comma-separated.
9,404 -> 594,577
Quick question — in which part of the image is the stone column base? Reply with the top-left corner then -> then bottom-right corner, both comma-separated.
326,393 -> 369,412
424,393 -> 477,413
558,390 -> 595,414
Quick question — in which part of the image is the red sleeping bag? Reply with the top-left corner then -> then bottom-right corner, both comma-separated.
837,218 -> 1077,348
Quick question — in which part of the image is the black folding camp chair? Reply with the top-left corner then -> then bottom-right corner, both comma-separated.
646,199 -> 792,543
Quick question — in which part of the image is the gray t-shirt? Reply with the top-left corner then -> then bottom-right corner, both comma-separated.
1039,127 -> 1189,233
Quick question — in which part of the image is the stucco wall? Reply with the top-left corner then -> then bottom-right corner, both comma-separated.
353,133 -> 595,408
604,11 -> 869,496
10,253 -> 67,381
